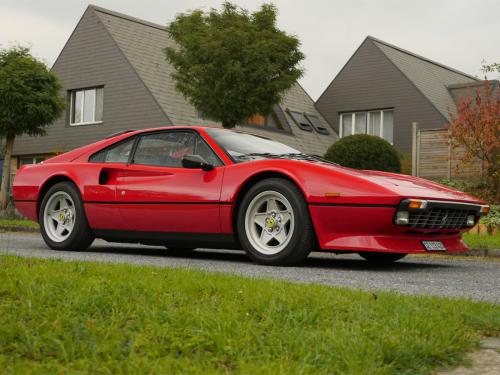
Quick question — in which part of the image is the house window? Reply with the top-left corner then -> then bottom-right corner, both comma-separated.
70,87 -> 104,126
340,109 -> 394,143
287,109 -> 330,134
246,114 -> 266,126
18,156 -> 46,168
244,113 -> 283,130
304,113 -> 330,135
287,110 -> 313,132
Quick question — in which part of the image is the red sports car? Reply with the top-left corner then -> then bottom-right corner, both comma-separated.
13,126 -> 489,265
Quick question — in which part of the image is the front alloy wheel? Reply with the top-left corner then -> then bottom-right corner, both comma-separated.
244,191 -> 295,255
238,178 -> 313,266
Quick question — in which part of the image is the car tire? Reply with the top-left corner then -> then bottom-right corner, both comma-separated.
237,178 -> 314,266
39,182 -> 94,251
358,252 -> 407,264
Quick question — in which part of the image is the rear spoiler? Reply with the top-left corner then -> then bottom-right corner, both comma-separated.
105,129 -> 135,139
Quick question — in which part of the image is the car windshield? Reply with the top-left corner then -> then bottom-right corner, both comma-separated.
205,128 -> 304,162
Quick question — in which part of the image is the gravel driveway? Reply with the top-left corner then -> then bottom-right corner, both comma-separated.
1,232 -> 499,303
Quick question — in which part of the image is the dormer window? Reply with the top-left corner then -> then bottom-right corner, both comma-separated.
244,113 -> 283,130
287,110 -> 313,132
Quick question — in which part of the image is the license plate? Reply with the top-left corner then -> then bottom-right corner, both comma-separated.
422,241 -> 447,251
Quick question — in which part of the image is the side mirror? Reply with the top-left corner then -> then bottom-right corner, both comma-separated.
181,154 -> 214,171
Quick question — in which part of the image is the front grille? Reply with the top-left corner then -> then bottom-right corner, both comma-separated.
408,208 -> 473,229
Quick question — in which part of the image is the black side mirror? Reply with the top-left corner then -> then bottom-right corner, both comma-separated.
181,154 -> 214,171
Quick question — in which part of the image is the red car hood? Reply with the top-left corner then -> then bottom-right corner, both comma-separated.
318,163 -> 484,204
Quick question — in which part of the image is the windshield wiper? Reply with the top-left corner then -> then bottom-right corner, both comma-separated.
276,153 -> 339,164
235,152 -> 278,159
234,152 -> 338,165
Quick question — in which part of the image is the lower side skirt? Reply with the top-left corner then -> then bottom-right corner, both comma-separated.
93,229 -> 240,249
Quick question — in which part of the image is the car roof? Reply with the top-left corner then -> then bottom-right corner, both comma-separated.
125,126 -> 273,140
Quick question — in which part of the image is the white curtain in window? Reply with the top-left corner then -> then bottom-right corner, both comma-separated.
354,113 -> 366,134
342,114 -> 352,136
73,91 -> 83,124
368,111 -> 381,136
382,111 -> 394,143
95,87 -> 104,122
83,89 -> 96,123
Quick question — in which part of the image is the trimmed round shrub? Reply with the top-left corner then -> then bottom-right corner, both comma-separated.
324,134 -> 401,173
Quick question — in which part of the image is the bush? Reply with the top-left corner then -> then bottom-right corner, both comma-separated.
480,205 -> 500,230
438,179 -> 498,205
324,135 -> 401,173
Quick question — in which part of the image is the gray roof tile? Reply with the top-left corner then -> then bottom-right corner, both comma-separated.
369,37 -> 479,120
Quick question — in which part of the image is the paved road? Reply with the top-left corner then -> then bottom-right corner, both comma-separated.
1,232 -> 499,303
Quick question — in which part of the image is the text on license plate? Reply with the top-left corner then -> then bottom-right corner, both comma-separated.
422,241 -> 447,251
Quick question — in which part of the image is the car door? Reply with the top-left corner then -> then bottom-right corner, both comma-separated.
84,136 -> 136,230
115,130 -> 225,233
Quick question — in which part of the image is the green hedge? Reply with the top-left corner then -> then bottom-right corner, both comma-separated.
325,135 -> 401,173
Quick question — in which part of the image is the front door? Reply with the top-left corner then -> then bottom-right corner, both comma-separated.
115,130 -> 224,233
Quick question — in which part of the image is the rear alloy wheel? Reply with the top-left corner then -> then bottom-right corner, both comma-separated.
238,178 -> 313,266
40,182 -> 94,251
359,252 -> 407,264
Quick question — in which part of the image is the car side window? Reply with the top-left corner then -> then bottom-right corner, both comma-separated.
132,131 -> 221,168
89,138 -> 135,163
194,136 -> 221,166
133,132 -> 195,167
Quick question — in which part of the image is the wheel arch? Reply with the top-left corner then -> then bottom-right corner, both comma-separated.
37,174 -> 81,215
231,170 -> 313,240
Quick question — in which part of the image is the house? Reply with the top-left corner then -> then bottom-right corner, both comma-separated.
9,5 -> 337,175
315,36 -> 481,154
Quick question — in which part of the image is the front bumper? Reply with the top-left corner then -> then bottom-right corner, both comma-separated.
309,204 -> 470,254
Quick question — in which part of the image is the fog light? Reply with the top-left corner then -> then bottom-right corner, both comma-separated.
396,211 -> 410,225
466,215 -> 475,227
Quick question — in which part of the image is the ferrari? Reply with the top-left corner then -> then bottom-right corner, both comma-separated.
13,126 -> 489,265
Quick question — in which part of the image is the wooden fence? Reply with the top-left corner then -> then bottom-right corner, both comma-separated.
411,123 -> 482,180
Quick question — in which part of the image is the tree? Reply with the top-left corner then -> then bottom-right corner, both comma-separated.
447,78 -> 499,202
0,47 -> 65,209
165,2 -> 304,128
482,61 -> 500,74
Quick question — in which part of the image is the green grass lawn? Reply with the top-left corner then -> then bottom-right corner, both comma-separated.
0,256 -> 498,374
462,232 -> 500,250
0,218 -> 38,228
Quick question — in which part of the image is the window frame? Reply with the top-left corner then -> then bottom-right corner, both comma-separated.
69,86 -> 104,126
339,109 -> 394,144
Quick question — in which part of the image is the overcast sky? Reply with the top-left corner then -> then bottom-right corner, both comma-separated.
1,0 -> 498,100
